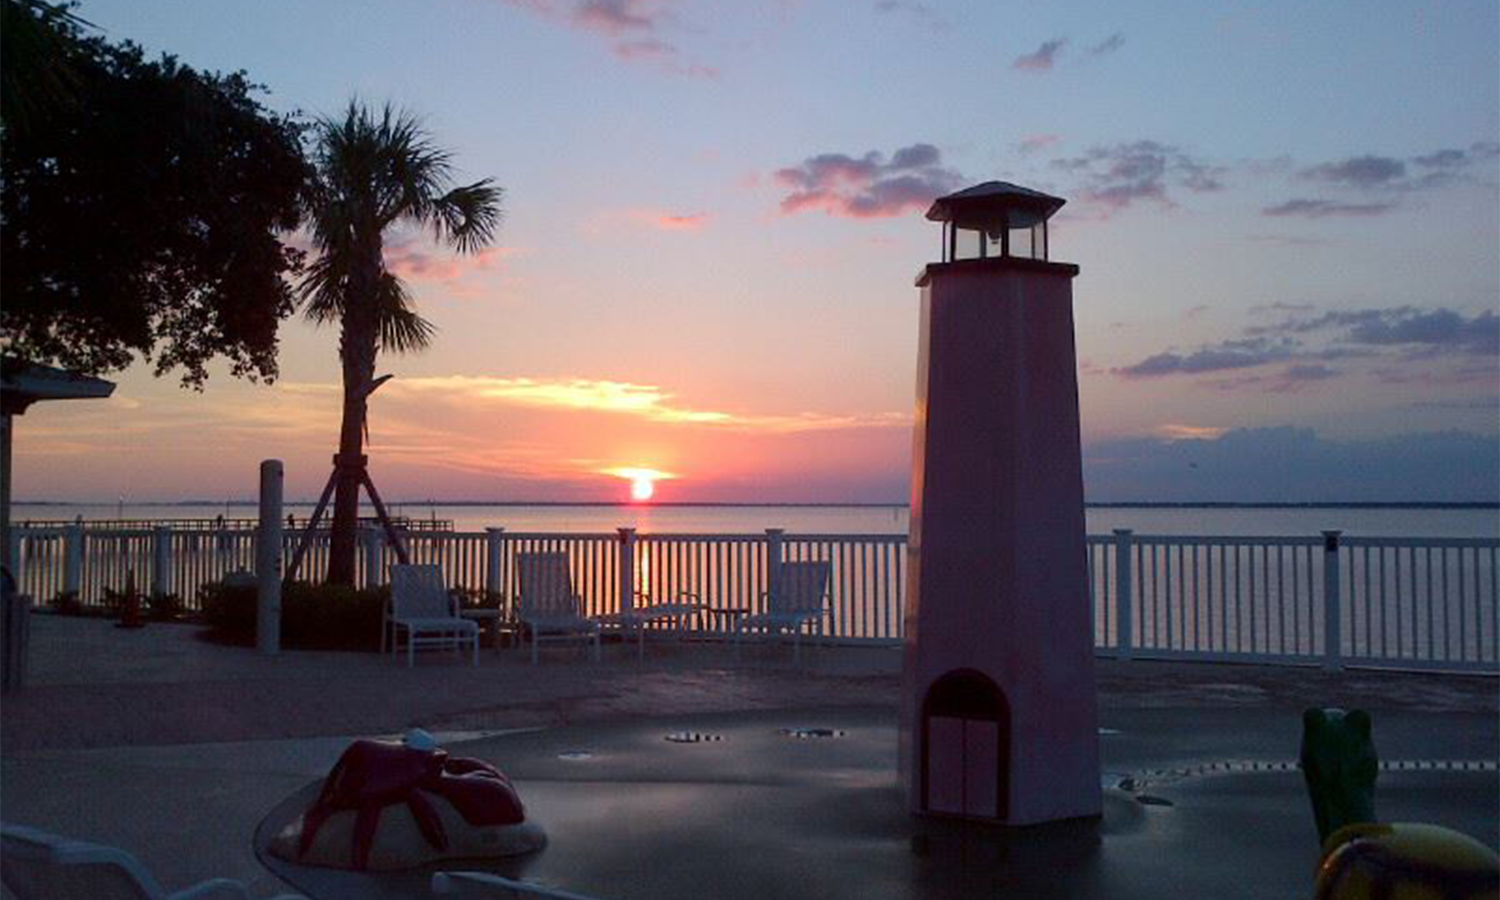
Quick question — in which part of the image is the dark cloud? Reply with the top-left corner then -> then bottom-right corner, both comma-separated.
1083,428 -> 1498,502
1089,32 -> 1125,55
1052,140 -> 1224,214
1300,155 -> 1406,187
775,143 -> 963,218
872,0 -> 947,30
1118,305 -> 1497,389
1262,198 -> 1396,218
1265,307 -> 1499,355
1115,337 -> 1296,378
1013,38 -> 1066,71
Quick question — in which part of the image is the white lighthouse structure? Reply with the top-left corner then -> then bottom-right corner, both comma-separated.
899,182 -> 1101,825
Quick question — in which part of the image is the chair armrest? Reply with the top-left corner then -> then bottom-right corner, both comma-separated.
167,878 -> 258,900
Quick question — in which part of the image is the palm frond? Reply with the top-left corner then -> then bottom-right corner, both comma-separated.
372,273 -> 434,353
432,181 -> 504,254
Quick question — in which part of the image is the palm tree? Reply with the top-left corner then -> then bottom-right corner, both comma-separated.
302,102 -> 501,585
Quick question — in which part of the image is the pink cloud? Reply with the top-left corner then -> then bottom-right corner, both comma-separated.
497,0 -> 717,77
383,238 -> 524,282
774,143 -> 963,219
1013,38 -> 1066,71
1018,133 -> 1060,153
652,212 -> 709,231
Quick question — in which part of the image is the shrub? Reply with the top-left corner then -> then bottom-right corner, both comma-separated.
198,578 -> 386,650
146,592 -> 184,621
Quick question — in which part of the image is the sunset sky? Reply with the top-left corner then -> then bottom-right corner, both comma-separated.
13,0 -> 1499,503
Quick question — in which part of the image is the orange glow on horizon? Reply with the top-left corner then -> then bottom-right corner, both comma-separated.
605,466 -> 672,503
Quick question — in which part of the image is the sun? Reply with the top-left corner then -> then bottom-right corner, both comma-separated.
631,476 -> 655,501
604,466 -> 671,503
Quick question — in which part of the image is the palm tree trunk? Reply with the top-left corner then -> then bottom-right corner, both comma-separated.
326,252 -> 381,586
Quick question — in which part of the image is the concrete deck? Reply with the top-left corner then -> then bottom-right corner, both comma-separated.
2,615 -> 1496,898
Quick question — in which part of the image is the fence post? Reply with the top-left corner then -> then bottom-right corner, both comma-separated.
64,524 -> 84,600
765,528 -> 785,607
361,527 -> 382,589
151,526 -> 173,599
617,528 -> 636,615
5,528 -> 20,585
1113,529 -> 1134,660
256,460 -> 283,656
486,528 -> 505,603
1322,530 -> 1342,671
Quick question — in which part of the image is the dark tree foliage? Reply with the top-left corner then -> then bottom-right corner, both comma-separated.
1,1 -> 309,386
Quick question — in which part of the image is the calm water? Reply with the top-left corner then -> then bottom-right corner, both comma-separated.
13,502 -> 1498,538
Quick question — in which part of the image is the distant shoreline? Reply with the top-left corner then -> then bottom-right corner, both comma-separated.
14,500 -> 1499,510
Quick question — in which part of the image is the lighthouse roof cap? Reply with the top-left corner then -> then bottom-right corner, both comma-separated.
925,181 -> 1065,230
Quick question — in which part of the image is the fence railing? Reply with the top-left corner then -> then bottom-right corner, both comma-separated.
8,526 -> 1496,672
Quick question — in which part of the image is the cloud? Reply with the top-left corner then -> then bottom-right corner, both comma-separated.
1017,133 -> 1060,154
872,0 -> 947,30
1246,233 -> 1332,247
1262,198 -> 1396,218
1154,423 -> 1228,440
1115,337 -> 1296,378
1089,32 -> 1125,55
1300,155 -> 1406,187
383,237 -> 522,282
1013,38 -> 1066,71
1083,427 -> 1499,502
1051,140 -> 1224,215
367,375 -> 911,434
1118,304 -> 1498,391
774,143 -> 964,219
1260,307 -> 1499,355
498,0 -> 717,77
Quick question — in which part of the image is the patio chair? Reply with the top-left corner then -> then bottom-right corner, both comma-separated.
0,822 -> 307,900
433,870 -> 600,899
386,564 -> 480,668
515,552 -> 601,664
598,588 -> 702,661
736,560 -> 832,661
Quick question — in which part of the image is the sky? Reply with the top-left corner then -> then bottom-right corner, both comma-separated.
12,0 -> 1500,504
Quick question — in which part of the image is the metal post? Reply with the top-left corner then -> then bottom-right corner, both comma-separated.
360,526 -> 382,589
1113,529 -> 1134,660
618,528 -> 636,615
257,460 -> 283,655
151,526 -> 172,599
4,527 -> 18,582
486,528 -> 505,602
765,528 -> 785,605
63,524 -> 84,600
1322,530 -> 1342,671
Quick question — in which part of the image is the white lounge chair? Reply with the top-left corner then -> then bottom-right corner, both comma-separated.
515,553 -> 601,664
736,560 -> 831,660
385,564 -> 480,667
433,870 -> 601,899
0,822 -> 307,900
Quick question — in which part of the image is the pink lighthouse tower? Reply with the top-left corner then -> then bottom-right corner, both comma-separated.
899,182 -> 1101,825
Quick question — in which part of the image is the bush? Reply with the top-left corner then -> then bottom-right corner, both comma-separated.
198,579 -> 386,650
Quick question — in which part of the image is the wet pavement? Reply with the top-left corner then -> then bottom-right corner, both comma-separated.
255,707 -> 1498,900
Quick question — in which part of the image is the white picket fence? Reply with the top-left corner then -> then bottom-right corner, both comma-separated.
8,525 -> 1497,673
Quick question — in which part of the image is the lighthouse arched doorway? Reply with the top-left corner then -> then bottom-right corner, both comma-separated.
919,668 -> 1009,820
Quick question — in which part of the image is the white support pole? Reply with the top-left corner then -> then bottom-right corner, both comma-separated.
485,528 -> 505,602
765,528 -> 785,605
617,528 -> 636,615
1322,530 -> 1342,671
151,526 -> 173,599
1113,528 -> 1134,660
257,460 -> 283,656
361,526 -> 382,589
63,524 -> 84,599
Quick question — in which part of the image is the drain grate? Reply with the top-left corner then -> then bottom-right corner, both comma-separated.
664,731 -> 723,744
780,727 -> 847,740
